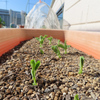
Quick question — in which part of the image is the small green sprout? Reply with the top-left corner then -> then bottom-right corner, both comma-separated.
36,36 -> 43,47
78,56 -> 84,74
74,94 -> 79,100
51,45 -> 61,58
47,37 -> 53,44
57,40 -> 60,45
36,35 -> 48,47
40,49 -> 44,54
30,59 -> 41,86
58,41 -> 70,54
43,35 -> 48,39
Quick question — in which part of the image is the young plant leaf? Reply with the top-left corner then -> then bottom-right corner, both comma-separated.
47,37 -> 53,44
58,41 -> 70,54
36,37 -> 39,41
51,45 -> 61,58
30,59 -> 41,86
35,61 -> 41,70
36,35 -> 48,47
57,40 -> 60,45
40,49 -> 44,54
74,94 -> 79,100
58,44 -> 64,49
30,59 -> 36,70
43,35 -> 48,39
35,35 -> 44,47
78,56 -> 84,74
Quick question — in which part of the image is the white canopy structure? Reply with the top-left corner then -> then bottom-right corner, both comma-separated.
25,1 -> 60,29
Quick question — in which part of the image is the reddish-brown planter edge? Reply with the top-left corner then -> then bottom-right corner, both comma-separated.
0,28 -> 100,59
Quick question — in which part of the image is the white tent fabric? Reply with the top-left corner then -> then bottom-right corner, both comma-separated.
25,1 -> 60,29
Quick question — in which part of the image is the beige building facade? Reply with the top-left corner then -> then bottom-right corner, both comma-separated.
51,0 -> 100,31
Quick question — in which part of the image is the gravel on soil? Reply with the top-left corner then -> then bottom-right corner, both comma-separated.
0,37 -> 100,100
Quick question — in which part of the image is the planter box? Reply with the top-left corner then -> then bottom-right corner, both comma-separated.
0,29 -> 100,59
0,36 -> 100,99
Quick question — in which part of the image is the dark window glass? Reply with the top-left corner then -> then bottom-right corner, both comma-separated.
56,4 -> 64,29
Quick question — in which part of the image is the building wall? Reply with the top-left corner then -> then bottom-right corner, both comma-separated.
0,9 -> 10,27
9,10 -> 25,26
0,9 -> 26,27
51,0 -> 65,29
51,0 -> 65,13
9,10 -> 21,25
51,0 -> 100,32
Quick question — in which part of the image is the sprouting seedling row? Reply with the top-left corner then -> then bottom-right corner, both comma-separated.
34,35 -> 85,86
36,35 -> 84,74
36,35 -> 47,54
30,56 -> 85,86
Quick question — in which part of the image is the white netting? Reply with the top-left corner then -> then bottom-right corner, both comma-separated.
25,1 -> 60,29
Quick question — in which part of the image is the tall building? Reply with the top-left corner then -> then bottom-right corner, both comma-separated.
0,9 -> 10,27
0,9 -> 26,28
51,0 -> 100,32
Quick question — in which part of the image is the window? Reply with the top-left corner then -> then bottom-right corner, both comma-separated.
56,4 -> 64,29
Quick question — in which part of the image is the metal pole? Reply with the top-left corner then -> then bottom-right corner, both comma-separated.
25,0 -> 29,13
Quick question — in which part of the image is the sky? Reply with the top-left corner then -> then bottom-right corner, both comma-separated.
0,0 -> 52,13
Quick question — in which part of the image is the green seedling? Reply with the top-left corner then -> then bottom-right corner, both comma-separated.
57,40 -> 60,45
58,41 -> 70,54
78,56 -> 84,74
74,94 -> 79,100
40,49 -> 44,54
36,35 -> 48,47
30,59 -> 41,86
36,36 -> 44,47
36,36 -> 43,47
51,45 -> 61,58
48,37 -> 53,44
43,35 -> 48,39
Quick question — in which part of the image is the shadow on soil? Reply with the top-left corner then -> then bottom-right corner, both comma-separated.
84,72 -> 100,77
67,52 -> 86,56
0,40 -> 29,65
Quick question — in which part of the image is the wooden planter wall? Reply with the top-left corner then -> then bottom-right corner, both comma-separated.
0,28 -> 100,59
0,29 -> 64,57
65,30 -> 100,59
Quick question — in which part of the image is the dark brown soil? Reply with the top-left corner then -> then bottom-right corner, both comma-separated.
0,37 -> 100,100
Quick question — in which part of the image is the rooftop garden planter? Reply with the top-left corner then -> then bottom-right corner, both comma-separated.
0,34 -> 100,99
0,29 -> 100,59
0,29 -> 100,99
